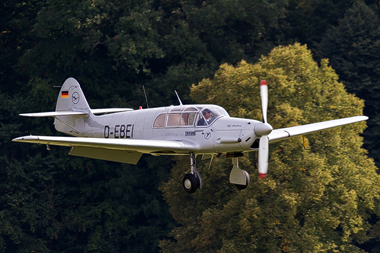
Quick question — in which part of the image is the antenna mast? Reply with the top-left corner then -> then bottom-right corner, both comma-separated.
142,85 -> 149,108
175,90 -> 183,106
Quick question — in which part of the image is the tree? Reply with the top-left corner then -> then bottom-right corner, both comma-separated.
316,0 -> 380,167
160,44 -> 379,252
2,1 -> 177,250
1,0 -> 288,251
283,0 -> 355,47
315,2 -> 380,251
3,0 -> 380,251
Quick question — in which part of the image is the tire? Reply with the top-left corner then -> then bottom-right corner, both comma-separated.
235,170 -> 250,190
182,174 -> 199,193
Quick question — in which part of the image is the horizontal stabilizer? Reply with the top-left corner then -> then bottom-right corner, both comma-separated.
268,116 -> 368,142
20,108 -> 133,117
91,108 -> 133,114
20,111 -> 87,117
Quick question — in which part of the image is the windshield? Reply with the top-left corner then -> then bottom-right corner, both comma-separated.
153,105 -> 229,128
196,106 -> 229,126
197,106 -> 229,117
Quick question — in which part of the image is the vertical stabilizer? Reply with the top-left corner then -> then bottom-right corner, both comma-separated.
56,78 -> 91,112
54,78 -> 94,136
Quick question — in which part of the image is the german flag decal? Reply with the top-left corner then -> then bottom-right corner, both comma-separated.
61,91 -> 69,98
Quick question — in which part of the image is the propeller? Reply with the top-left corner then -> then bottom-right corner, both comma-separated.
255,80 -> 273,178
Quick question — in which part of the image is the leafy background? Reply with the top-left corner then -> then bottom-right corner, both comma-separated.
2,0 -> 380,252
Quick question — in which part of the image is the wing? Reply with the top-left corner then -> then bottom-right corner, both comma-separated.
268,116 -> 368,142
13,136 -> 196,164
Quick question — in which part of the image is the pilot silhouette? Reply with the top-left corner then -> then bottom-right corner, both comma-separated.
197,109 -> 212,126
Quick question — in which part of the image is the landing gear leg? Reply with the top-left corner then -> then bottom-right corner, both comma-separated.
182,153 -> 202,193
229,158 -> 250,190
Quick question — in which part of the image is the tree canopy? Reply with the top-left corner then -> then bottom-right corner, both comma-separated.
2,0 -> 380,252
160,44 -> 379,252
316,0 -> 380,168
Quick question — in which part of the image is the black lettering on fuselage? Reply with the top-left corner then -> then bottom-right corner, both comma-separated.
115,125 -> 120,138
120,125 -> 125,138
104,124 -> 134,138
126,124 -> 133,138
104,125 -> 110,138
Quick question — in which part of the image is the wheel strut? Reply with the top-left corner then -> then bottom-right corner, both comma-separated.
190,153 -> 202,189
182,153 -> 202,194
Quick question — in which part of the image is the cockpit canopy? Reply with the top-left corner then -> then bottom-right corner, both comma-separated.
153,105 -> 229,128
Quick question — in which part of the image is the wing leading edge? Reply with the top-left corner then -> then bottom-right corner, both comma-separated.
268,116 -> 368,142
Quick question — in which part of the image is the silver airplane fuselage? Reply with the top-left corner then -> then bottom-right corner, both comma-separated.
57,104 -> 261,155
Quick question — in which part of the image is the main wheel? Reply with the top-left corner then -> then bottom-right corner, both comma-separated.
182,173 -> 199,193
235,170 -> 250,190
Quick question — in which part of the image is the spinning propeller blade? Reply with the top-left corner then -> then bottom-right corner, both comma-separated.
255,80 -> 272,178
258,136 -> 269,178
260,80 -> 268,123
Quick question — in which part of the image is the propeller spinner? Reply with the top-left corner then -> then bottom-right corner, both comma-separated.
254,80 -> 273,178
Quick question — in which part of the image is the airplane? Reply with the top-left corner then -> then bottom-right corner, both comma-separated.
13,78 -> 368,193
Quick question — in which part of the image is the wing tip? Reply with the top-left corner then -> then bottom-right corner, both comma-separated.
12,136 -> 39,142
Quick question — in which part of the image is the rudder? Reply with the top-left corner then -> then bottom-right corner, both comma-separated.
56,78 -> 91,112
54,78 -> 94,136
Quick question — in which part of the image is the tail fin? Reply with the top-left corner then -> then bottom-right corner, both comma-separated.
19,78 -> 132,136
54,78 -> 94,136
56,78 -> 91,112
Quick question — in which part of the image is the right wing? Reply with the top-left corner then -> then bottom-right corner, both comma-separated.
268,116 -> 368,142
13,135 -> 197,164
12,135 -> 196,153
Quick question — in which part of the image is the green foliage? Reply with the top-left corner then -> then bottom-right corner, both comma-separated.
283,0 -> 356,46
1,0 -> 290,251
160,44 -> 379,252
2,0 -> 380,251
316,0 -> 380,169
15,0 -> 291,109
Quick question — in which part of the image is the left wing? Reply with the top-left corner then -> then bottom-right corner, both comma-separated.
12,136 -> 196,164
268,116 -> 368,142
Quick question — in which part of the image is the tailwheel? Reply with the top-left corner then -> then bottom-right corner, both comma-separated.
182,173 -> 200,194
235,170 -> 250,190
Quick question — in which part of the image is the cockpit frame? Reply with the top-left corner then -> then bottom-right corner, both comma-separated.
152,105 -> 229,128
